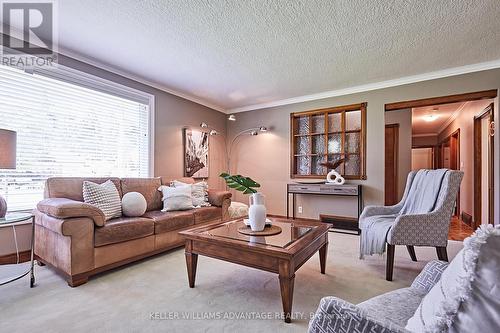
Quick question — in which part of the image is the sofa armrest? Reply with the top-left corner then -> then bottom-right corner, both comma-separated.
207,190 -> 232,207
37,198 -> 105,227
34,210 -> 95,278
411,260 -> 449,294
308,297 -> 408,333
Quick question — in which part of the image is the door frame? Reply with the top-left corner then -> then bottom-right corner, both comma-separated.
438,129 -> 460,215
412,144 -> 437,169
385,90 -> 498,218
385,90 -> 497,111
385,123 -> 399,205
473,103 -> 495,227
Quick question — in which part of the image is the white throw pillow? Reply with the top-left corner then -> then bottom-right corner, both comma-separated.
405,224 -> 500,333
82,180 -> 122,221
158,185 -> 194,212
171,180 -> 210,207
121,192 -> 147,217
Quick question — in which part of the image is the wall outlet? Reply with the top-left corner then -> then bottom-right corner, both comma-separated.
298,206 -> 303,214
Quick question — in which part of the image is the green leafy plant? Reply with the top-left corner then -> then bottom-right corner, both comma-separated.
219,173 -> 260,194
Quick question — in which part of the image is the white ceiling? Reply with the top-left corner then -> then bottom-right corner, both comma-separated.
412,99 -> 494,135
16,0 -> 500,112
412,102 -> 467,135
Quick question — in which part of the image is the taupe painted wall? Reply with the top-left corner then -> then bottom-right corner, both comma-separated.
385,109 -> 412,201
60,56 -> 227,190
228,69 -> 500,223
413,135 -> 438,147
437,99 -> 494,219
0,55 -> 226,256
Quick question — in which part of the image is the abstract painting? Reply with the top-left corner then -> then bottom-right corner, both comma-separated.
184,128 -> 209,178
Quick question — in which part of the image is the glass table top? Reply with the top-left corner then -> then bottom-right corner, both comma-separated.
0,212 -> 34,226
205,220 -> 312,248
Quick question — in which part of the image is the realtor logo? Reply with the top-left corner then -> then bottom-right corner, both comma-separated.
1,0 -> 57,67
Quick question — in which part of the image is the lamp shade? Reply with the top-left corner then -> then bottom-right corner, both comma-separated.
0,129 -> 16,169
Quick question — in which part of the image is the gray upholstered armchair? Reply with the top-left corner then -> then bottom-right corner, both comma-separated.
308,260 -> 449,333
360,170 -> 463,281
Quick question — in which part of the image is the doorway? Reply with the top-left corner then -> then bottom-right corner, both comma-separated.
384,89 -> 498,240
385,123 -> 399,205
411,147 -> 435,170
437,129 -> 460,215
474,103 -> 494,227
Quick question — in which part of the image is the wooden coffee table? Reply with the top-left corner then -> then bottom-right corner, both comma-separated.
179,217 -> 330,323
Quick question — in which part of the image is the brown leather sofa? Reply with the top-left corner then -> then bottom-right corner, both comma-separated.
34,177 -> 231,287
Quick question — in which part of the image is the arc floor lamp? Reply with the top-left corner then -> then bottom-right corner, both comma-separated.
200,114 -> 268,174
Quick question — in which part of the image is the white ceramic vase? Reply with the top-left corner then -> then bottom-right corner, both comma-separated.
248,192 -> 267,231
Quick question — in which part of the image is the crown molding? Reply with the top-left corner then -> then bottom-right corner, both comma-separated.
227,59 -> 500,113
436,101 -> 469,134
56,47 -> 226,113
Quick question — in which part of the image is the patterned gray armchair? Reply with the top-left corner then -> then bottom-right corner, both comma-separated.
308,260 -> 449,333
361,170 -> 463,281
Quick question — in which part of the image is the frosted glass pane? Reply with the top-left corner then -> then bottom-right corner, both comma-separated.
328,134 -> 341,153
296,156 -> 310,175
346,110 -> 361,131
328,113 -> 341,132
311,115 -> 325,133
312,135 -> 326,154
296,136 -> 310,155
345,132 -> 360,153
311,156 -> 326,175
345,155 -> 360,175
297,116 -> 309,135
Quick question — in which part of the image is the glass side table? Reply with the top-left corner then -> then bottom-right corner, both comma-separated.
0,212 -> 35,288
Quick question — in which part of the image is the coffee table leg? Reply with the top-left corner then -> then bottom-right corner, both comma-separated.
279,260 -> 295,323
319,241 -> 328,274
185,241 -> 198,288
185,252 -> 198,288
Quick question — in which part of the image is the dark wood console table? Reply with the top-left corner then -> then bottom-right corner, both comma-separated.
286,183 -> 363,234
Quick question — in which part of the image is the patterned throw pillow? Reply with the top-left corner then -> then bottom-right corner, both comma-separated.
171,180 -> 210,207
405,224 -> 500,333
82,180 -> 122,221
158,185 -> 194,212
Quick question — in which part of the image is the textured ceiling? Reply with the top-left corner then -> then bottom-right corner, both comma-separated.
412,102 -> 467,135
28,1 -> 500,111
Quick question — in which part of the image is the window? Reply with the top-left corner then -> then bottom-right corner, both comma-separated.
0,64 -> 153,211
290,103 -> 366,179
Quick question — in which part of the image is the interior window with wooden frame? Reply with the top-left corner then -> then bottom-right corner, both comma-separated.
290,103 -> 367,179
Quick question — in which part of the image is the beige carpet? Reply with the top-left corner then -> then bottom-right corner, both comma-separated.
1,233 -> 463,333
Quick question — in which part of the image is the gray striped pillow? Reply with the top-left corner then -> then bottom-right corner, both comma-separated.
83,180 -> 122,221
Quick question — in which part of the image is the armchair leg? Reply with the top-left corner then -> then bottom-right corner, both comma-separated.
386,244 -> 395,281
406,246 -> 417,262
436,246 -> 448,262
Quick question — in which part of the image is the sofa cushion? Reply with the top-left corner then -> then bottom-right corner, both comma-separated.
142,210 -> 194,234
161,177 -> 194,186
120,178 -> 163,212
193,206 -> 221,224
94,217 -> 154,247
44,177 -> 122,201
358,287 -> 424,328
